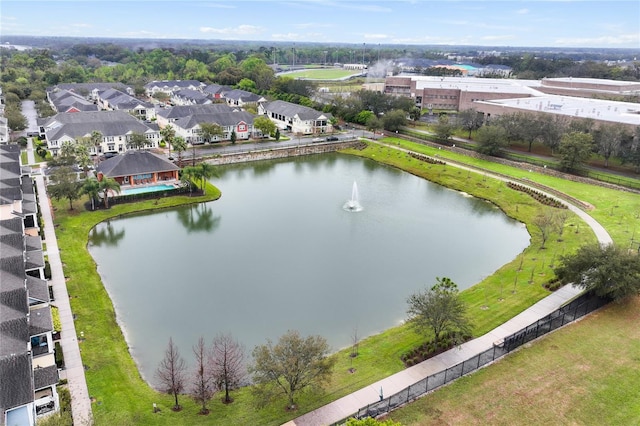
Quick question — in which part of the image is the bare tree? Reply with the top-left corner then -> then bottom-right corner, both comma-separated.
155,337 -> 187,411
210,333 -> 246,404
533,209 -> 557,249
192,337 -> 215,415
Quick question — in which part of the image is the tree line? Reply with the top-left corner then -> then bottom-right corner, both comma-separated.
444,109 -> 640,174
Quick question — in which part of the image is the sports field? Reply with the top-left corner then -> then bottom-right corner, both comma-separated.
281,68 -> 363,80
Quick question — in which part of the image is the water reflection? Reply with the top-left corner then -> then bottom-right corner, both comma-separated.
175,204 -> 220,234
88,221 -> 125,247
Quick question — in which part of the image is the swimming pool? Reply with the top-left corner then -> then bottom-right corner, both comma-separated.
121,184 -> 177,195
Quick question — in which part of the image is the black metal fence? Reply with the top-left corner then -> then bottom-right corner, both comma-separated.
332,292 -> 609,425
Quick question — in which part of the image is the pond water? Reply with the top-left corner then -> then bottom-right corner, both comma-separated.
88,153 -> 530,385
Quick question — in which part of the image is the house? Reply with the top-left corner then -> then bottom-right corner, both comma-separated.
203,84 -> 231,100
47,89 -> 98,113
171,111 -> 256,144
0,144 -> 59,426
155,104 -> 236,129
224,89 -> 265,109
258,100 -> 333,135
144,80 -> 206,96
51,83 -> 134,99
96,150 -> 180,188
171,89 -> 212,106
39,111 -> 160,156
0,117 -> 9,144
95,88 -> 156,120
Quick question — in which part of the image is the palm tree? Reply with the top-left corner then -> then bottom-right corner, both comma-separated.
180,166 -> 199,196
90,130 -> 103,155
160,125 -> 176,158
80,177 -> 101,211
172,136 -> 187,167
99,177 -> 121,208
196,162 -> 219,195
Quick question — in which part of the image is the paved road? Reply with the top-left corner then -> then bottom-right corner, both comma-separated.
286,142 -> 613,426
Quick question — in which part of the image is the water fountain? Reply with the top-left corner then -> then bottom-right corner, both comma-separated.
343,181 -> 363,212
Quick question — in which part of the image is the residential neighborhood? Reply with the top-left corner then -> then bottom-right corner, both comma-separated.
1,34 -> 640,426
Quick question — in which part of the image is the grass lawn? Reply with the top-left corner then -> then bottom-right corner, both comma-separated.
283,68 -> 363,79
50,140 -> 637,425
385,296 -> 640,426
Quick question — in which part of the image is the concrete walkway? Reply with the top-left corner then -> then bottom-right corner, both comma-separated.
35,175 -> 92,425
287,143 -> 613,426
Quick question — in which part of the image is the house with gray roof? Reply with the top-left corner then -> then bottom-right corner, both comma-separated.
258,100 -> 333,135
203,84 -> 231,100
96,88 -> 156,120
96,150 -> 180,188
144,80 -> 206,96
155,104 -> 236,128
171,111 -> 256,144
1,144 -> 59,425
39,110 -> 160,156
47,89 -> 98,114
224,89 -> 265,109
171,89 -> 212,106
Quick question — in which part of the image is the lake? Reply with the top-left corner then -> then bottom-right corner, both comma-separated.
88,153 -> 530,385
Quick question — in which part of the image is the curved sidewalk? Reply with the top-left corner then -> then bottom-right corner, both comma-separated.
287,145 -> 613,426
35,176 -> 92,425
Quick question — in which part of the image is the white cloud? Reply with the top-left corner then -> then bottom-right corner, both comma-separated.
516,8 -> 530,15
70,23 -> 92,28
481,35 -> 516,42
200,25 -> 263,36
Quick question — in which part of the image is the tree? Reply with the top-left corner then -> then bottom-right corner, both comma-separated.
181,166 -> 199,195
128,132 -> 147,150
155,337 -> 187,411
558,131 -> 593,172
533,208 -> 557,249
365,115 -> 383,136
433,115 -> 454,143
80,177 -> 100,211
48,166 -> 81,210
274,128 -> 281,141
554,244 -> 640,302
382,109 -> 407,132
230,130 -> 237,144
197,163 -> 218,195
98,177 -> 121,209
90,130 -> 103,152
475,125 -> 509,156
457,108 -> 484,139
172,136 -> 187,167
253,116 -> 276,138
160,125 -> 176,157
593,123 -> 629,168
191,337 -> 215,415
210,333 -> 246,404
250,330 -> 336,409
406,277 -> 472,347
200,122 -> 224,143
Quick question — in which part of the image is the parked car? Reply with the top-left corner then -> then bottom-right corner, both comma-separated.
326,136 -> 339,141
312,137 -> 324,143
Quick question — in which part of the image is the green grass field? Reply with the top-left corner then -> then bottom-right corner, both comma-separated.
386,296 -> 640,425
282,68 -> 363,79
50,141 -> 639,425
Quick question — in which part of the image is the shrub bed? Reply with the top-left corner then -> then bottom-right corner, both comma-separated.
507,181 -> 567,209
409,152 -> 447,166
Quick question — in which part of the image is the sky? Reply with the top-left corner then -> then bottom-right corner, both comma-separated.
1,1 -> 639,49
